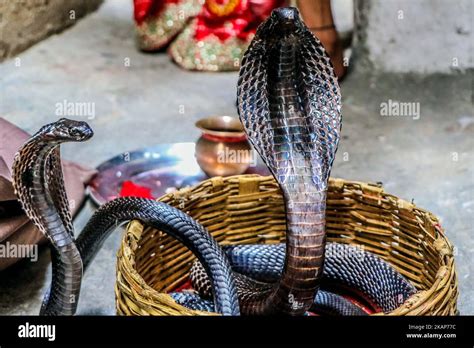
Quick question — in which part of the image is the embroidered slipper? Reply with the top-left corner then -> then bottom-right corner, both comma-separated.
134,0 -> 204,51
168,0 -> 284,71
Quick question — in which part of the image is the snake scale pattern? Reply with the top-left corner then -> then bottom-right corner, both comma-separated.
11,7 -> 417,316
186,243 -> 416,315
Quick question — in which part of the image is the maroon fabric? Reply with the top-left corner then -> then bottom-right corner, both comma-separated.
0,118 -> 96,270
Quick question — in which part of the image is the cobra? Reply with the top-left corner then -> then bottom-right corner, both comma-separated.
12,118 -> 239,315
181,7 -> 416,315
11,7 -> 417,316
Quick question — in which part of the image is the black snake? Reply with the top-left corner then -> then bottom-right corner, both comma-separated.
11,7 -> 416,316
12,119 -> 239,315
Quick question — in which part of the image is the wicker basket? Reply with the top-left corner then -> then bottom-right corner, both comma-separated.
115,175 -> 458,316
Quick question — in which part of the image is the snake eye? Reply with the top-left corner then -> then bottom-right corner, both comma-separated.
69,129 -> 81,137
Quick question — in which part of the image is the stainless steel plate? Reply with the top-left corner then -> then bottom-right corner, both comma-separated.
87,142 -> 269,206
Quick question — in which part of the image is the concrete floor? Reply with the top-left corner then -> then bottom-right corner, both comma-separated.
0,1 -> 472,315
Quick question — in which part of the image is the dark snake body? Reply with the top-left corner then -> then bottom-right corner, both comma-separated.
11,7 -> 417,316
12,122 -> 87,315
180,7 -> 416,315
12,119 -> 239,315
171,288 -> 368,316
185,243 -> 416,314
233,7 -> 343,315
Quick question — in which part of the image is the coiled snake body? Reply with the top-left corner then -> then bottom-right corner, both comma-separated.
12,7 -> 416,316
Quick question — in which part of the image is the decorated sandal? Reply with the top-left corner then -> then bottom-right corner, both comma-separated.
134,0 -> 204,51
169,0 -> 284,71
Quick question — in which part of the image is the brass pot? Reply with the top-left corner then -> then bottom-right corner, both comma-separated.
195,116 -> 252,177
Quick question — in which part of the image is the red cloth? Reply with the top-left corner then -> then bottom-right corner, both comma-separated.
134,0 -> 283,39
195,0 -> 284,41
133,0 -> 181,24
119,181 -> 154,199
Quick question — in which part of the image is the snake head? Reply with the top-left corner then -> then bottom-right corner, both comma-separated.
256,7 -> 305,45
40,118 -> 94,142
238,6 -> 341,192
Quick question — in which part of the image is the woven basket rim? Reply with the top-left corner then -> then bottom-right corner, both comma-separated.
116,175 -> 458,316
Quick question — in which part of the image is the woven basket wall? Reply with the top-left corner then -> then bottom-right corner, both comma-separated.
115,175 -> 458,316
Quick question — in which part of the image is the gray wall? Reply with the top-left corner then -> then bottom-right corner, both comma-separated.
0,0 -> 103,61
353,0 -> 472,73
